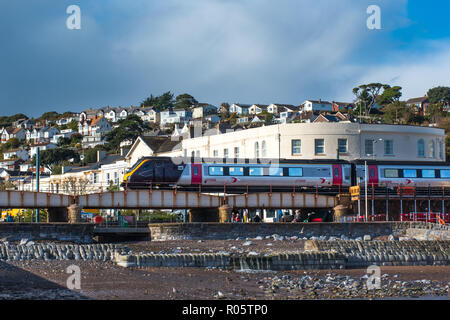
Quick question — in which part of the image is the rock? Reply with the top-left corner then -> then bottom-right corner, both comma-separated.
26,241 -> 35,247
363,235 -> 371,241
19,239 -> 29,245
242,241 -> 252,246
355,237 -> 362,241
255,236 -> 264,240
388,235 -> 395,241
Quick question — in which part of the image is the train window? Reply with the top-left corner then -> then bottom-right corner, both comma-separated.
269,167 -> 283,176
440,170 -> 450,178
208,166 -> 223,176
384,169 -> 399,178
422,169 -> 436,178
249,167 -> 263,176
229,167 -> 244,176
193,166 -> 198,175
288,168 -> 303,177
370,168 -> 375,178
403,169 -> 417,178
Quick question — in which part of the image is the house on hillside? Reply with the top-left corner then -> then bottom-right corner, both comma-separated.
2,149 -> 30,161
301,100 -> 333,113
29,142 -> 57,158
1,127 -> 26,143
192,104 -> 217,119
406,96 -> 430,116
248,104 -> 269,115
160,108 -> 192,128
78,116 -> 111,136
229,104 -> 251,115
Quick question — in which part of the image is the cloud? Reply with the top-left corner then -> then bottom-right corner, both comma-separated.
352,40 -> 450,100
0,0 -> 447,116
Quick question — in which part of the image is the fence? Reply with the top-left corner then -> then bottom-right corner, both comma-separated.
400,212 -> 450,224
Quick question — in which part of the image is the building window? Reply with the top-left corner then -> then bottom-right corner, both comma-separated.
429,140 -> 435,158
315,139 -> 325,154
196,150 -> 200,158
234,147 -> 239,158
106,173 -> 110,183
365,139 -> 374,156
184,149 -> 187,157
213,150 -> 218,157
418,139 -> 425,158
384,140 -> 394,155
223,149 -> 229,158
191,151 -> 195,157
262,141 -> 267,157
291,140 -> 301,155
338,139 -> 347,153
440,141 -> 444,160
255,142 -> 260,158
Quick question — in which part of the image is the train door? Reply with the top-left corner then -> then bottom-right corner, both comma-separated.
332,165 -> 342,186
154,161 -> 165,183
368,165 -> 379,186
191,164 -> 202,184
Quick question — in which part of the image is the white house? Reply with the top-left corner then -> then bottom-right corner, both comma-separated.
78,116 -> 111,136
1,127 -> 26,143
248,104 -> 269,115
29,142 -> 57,158
301,100 -> 333,113
192,104 -> 218,119
3,149 -> 30,161
229,104 -> 251,115
51,129 -> 76,144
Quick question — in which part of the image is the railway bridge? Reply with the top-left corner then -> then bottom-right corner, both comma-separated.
0,189 -> 338,222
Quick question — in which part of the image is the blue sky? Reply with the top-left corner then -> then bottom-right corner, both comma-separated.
0,0 -> 449,117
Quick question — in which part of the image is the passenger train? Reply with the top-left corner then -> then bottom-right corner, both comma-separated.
122,157 -> 450,192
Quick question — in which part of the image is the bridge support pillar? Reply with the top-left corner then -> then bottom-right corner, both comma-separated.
189,208 -> 219,223
47,208 -> 68,222
67,204 -> 82,223
333,205 -> 352,222
218,204 -> 232,223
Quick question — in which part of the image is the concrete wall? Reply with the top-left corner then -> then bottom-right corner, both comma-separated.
0,223 -> 94,243
148,222 -> 448,241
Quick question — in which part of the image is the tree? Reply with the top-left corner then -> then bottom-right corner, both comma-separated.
38,111 -> 60,121
0,113 -> 28,127
427,103 -> 445,124
4,137 -> 20,150
378,85 -> 402,106
174,94 -> 198,109
105,114 -> 147,152
353,83 -> 398,117
32,148 -> 80,172
57,137 -> 71,147
381,101 -> 415,124
141,91 -> 174,111
427,86 -> 450,105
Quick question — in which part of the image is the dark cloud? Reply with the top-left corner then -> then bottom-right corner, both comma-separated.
0,0 -> 434,117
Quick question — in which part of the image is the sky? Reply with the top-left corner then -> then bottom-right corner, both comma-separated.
0,0 -> 449,117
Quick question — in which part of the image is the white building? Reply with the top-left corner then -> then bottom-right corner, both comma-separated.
29,142 -> 57,158
3,149 -> 30,161
158,123 -> 446,163
301,100 -> 333,113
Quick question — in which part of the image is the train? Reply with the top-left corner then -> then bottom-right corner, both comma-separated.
121,157 -> 450,192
